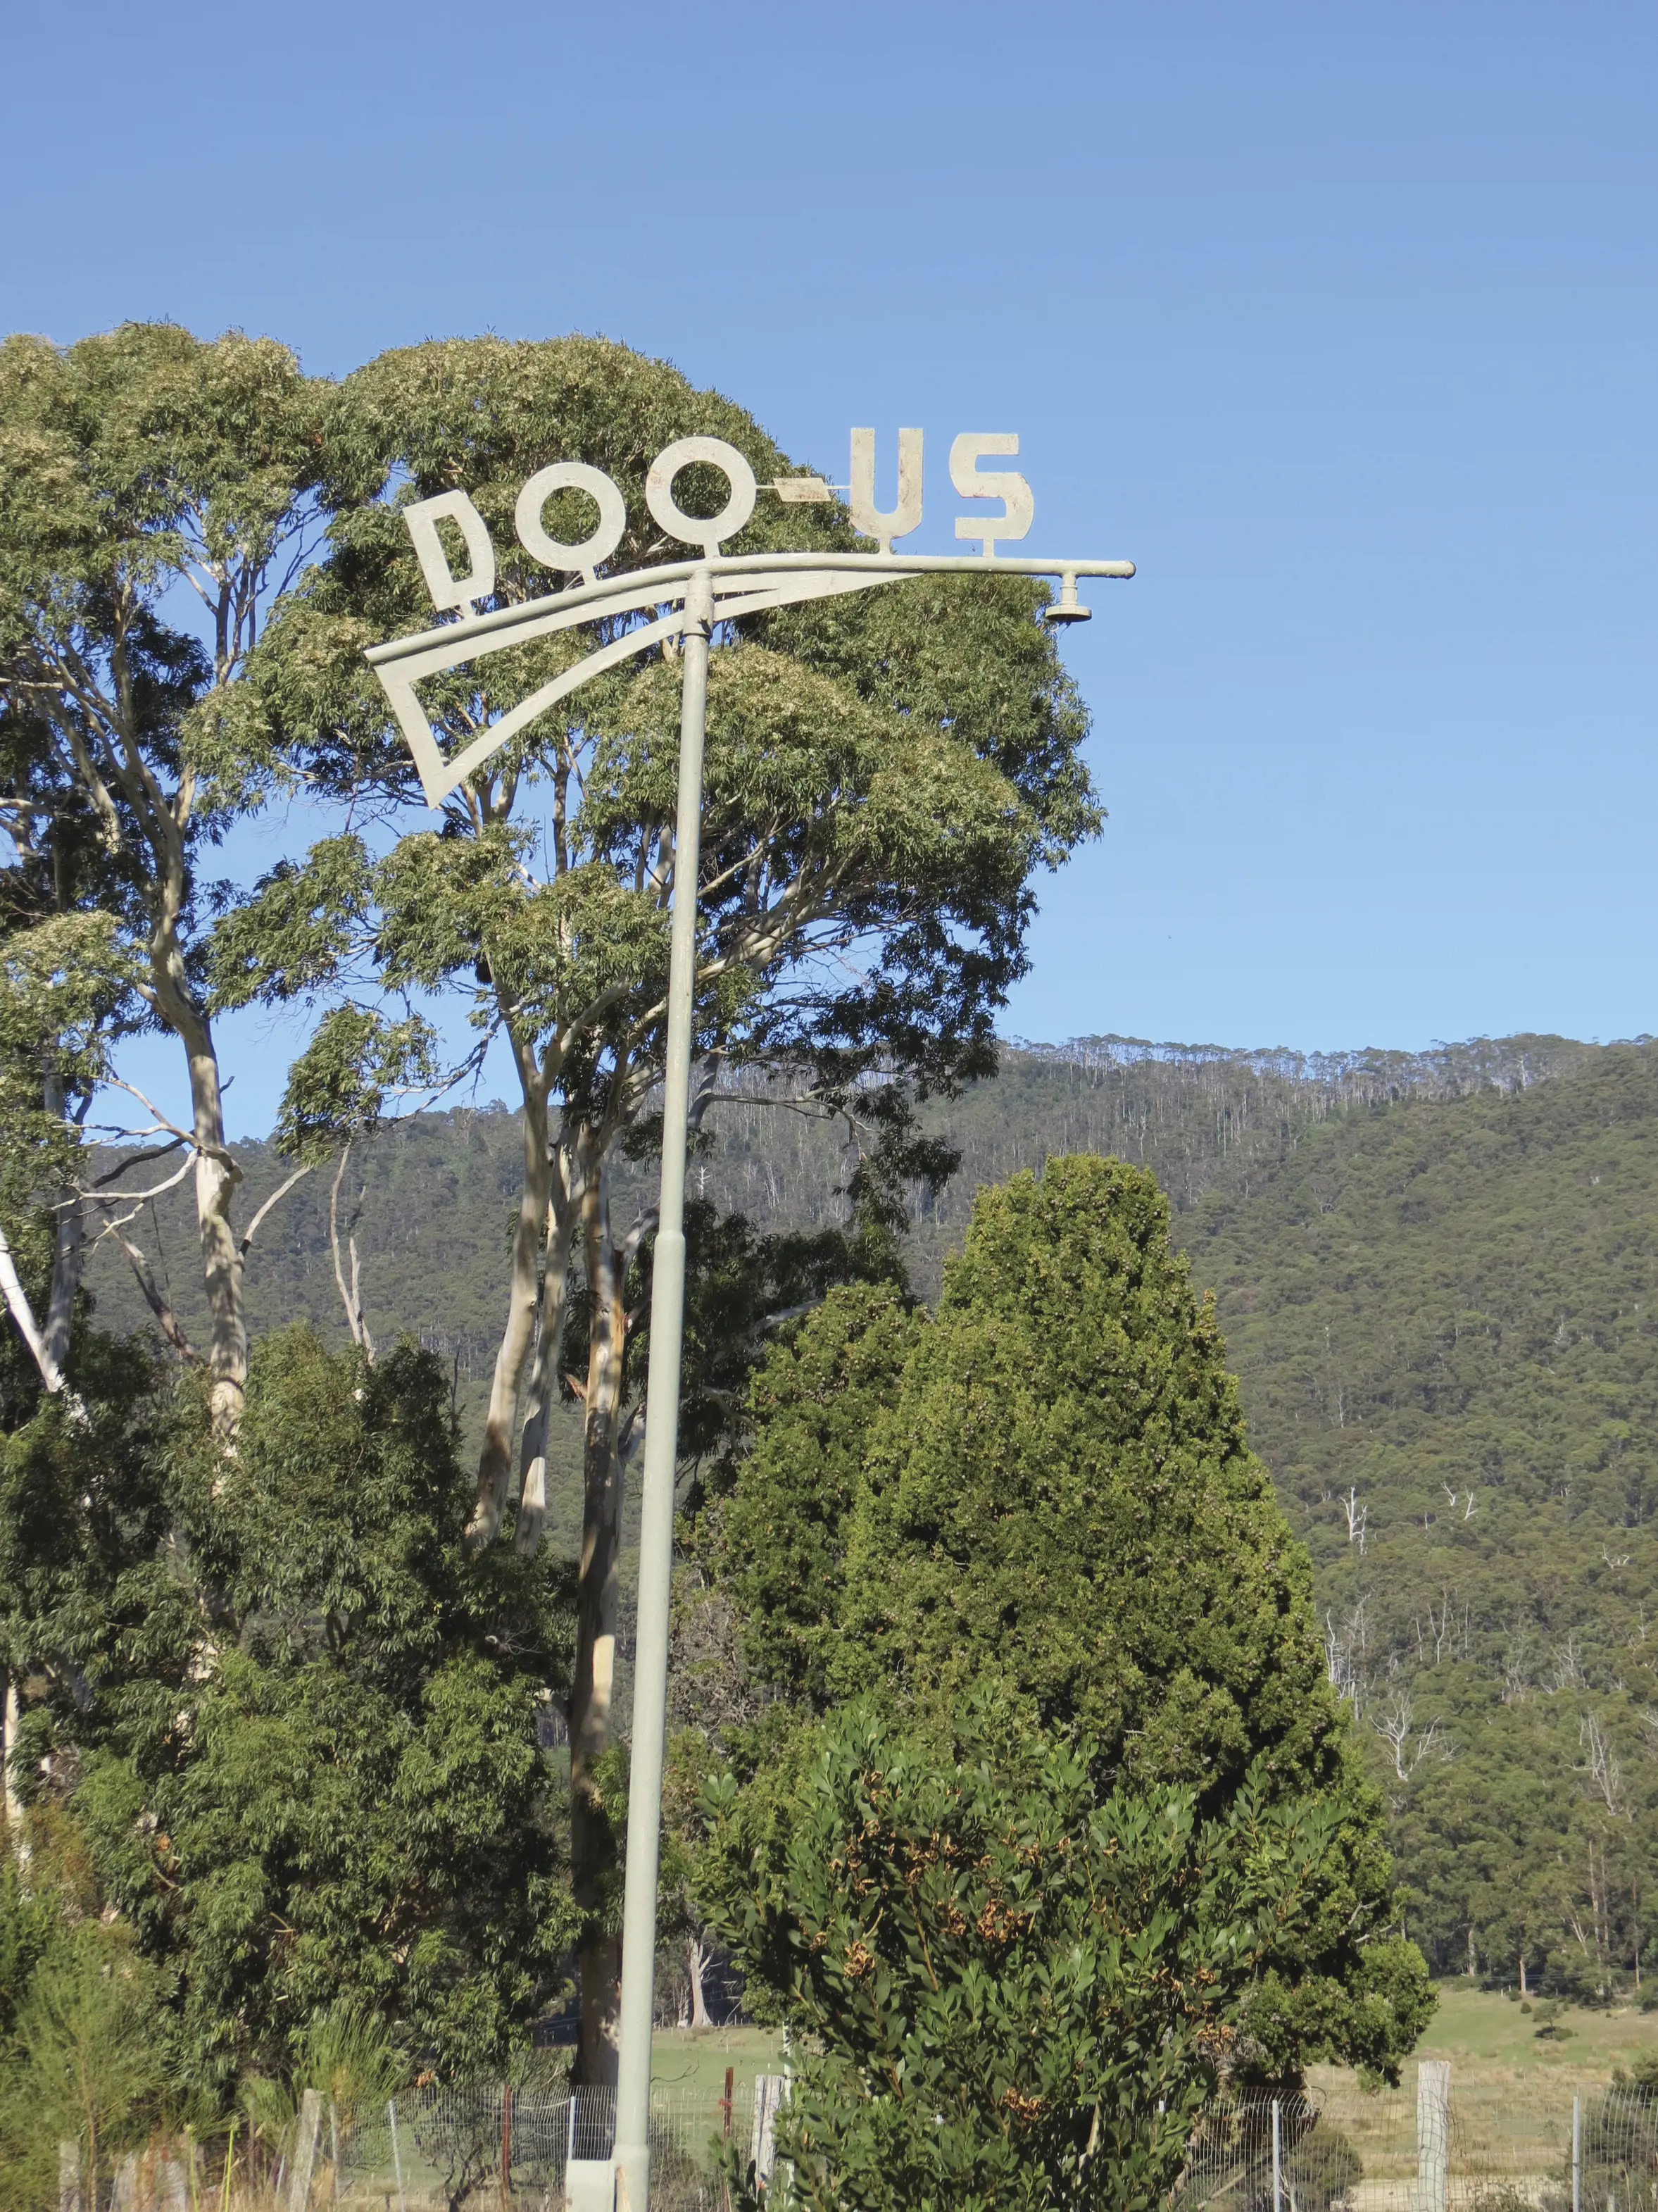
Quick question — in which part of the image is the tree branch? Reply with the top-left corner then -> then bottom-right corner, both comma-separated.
105,1222 -> 197,1362
239,1166 -> 312,1257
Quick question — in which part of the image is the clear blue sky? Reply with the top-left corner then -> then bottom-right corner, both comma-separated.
7,0 -> 1657,1114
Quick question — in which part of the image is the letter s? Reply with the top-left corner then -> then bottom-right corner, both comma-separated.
950,434 -> 1034,558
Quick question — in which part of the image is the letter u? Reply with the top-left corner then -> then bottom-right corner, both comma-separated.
849,428 -> 923,552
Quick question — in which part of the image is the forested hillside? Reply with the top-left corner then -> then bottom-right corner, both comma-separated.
86,1032 -> 1658,1996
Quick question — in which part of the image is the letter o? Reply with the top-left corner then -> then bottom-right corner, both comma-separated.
644,436 -> 757,556
515,462 -> 627,584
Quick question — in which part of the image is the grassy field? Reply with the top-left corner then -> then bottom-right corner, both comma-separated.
1305,1984 -> 1658,2199
1417,1983 -> 1658,2084
650,2023 -> 784,2105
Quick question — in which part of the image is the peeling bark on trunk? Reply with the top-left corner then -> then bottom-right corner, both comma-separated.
570,1159 -> 628,2088
472,1082 -> 552,1545
513,1173 -> 575,1559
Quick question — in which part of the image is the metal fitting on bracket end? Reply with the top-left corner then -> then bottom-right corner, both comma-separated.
1045,570 -> 1093,625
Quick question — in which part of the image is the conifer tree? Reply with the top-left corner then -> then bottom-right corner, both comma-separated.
719,1155 -> 1431,2077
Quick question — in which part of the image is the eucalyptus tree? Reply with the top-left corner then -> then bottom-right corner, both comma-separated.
0,324 -> 332,1435
239,333 -> 1098,2076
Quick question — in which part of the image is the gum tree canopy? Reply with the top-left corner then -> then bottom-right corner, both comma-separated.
0,325 -> 329,1435
718,1156 -> 1433,2080
207,334 -> 1099,2076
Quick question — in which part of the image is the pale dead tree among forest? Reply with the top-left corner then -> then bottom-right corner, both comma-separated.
1341,1485 -> 1369,1554
1579,1711 -> 1626,1817
1323,1596 -> 1370,1719
1414,1589 -> 1467,1666
1550,1631 -> 1589,1692
1500,1620 -> 1535,1705
1369,1688 -> 1447,1785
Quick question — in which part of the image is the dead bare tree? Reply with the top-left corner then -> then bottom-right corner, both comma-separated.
1341,1486 -> 1369,1554
1370,1688 -> 1447,1784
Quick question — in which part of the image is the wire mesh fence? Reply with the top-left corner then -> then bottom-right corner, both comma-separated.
333,2080 -> 766,2210
298,2070 -> 1658,2210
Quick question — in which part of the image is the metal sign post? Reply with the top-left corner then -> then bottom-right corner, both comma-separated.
365,430 -> 1132,2211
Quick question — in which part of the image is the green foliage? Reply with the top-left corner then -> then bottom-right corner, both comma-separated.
714,1155 -> 1427,2082
1183,1042 -> 1658,1991
70,1328 -> 578,2091
0,1330 -> 167,1727
702,1697 -> 1381,2212
0,1920 -> 172,2208
89,1030 -> 1658,2008
718,1280 -> 923,1703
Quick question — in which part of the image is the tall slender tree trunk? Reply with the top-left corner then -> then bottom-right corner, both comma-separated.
150,964 -> 244,1438
40,1071 -> 82,1375
187,1036 -> 244,1439
473,1080 -> 552,1544
687,1937 -> 712,2031
2,1676 -> 23,1853
570,1159 -> 627,2087
514,1167 -> 575,1559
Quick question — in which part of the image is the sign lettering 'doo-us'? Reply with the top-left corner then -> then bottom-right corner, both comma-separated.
401,430 -> 1036,610
367,427 -> 1133,809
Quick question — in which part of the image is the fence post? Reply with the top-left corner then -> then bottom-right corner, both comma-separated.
722,2066 -> 734,2142
1418,2059 -> 1450,2212
388,2098 -> 407,2212
1271,2098 -> 1283,2212
501,2081 -> 513,2208
1573,2094 -> 1582,2212
287,2089 -> 322,2212
58,2141 -> 81,2212
329,2101 -> 339,2208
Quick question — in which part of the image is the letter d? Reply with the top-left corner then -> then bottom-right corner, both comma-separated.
403,489 -> 496,615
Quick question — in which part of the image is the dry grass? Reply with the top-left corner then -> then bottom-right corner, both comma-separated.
1306,1985 -> 1658,2206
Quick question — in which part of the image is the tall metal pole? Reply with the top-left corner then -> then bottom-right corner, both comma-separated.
613,566 -> 713,2212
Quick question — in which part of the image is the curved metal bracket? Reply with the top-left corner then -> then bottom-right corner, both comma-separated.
365,549 -> 1135,808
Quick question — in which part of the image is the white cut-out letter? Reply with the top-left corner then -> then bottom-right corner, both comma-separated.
644,437 -> 757,556
515,462 -> 627,585
950,433 -> 1034,558
850,428 -> 923,552
403,490 -> 496,613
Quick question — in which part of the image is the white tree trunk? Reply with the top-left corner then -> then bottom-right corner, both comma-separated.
513,1181 -> 575,1558
570,1158 -> 627,2086
688,1937 -> 712,2031
472,1082 -> 552,1544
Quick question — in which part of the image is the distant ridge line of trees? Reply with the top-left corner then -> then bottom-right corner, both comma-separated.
1006,1030 -> 1627,1101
